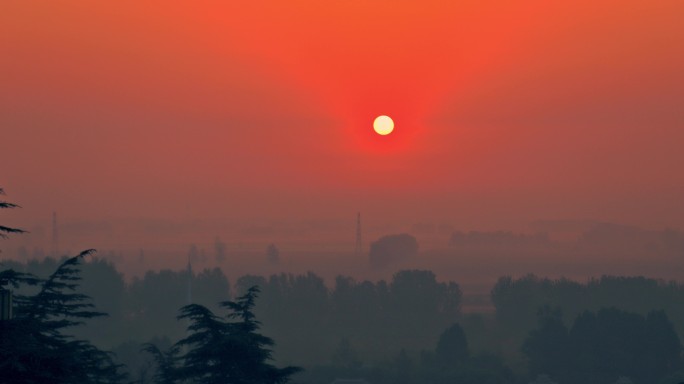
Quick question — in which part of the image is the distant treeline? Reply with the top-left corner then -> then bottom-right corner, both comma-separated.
493,274 -> 684,339
3,257 -> 684,384
450,231 -> 551,247
450,224 -> 684,254
1,257 -> 462,364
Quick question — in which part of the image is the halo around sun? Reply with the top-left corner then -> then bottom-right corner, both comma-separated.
373,115 -> 394,135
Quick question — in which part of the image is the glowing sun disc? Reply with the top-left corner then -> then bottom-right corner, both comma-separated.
373,115 -> 394,135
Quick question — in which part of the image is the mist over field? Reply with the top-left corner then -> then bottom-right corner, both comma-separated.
5,216 -> 684,287
3,223 -> 684,384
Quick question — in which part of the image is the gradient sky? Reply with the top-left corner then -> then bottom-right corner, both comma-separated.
2,0 -> 683,235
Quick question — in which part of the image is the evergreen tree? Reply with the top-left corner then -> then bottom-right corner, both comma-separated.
0,187 -> 26,241
0,250 -> 124,383
143,343 -> 180,384
149,286 -> 301,384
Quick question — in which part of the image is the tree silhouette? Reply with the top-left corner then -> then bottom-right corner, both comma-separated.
148,286 -> 301,384
524,307 -> 682,384
435,323 -> 469,366
0,250 -> 124,383
368,233 -> 418,269
521,306 -> 569,380
0,187 -> 26,241
143,343 -> 180,384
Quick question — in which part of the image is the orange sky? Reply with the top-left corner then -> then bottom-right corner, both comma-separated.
2,0 -> 684,235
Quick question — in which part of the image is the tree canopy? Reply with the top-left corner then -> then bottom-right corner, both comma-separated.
523,307 -> 682,384
0,250 -> 124,383
0,187 -> 25,241
146,286 -> 301,384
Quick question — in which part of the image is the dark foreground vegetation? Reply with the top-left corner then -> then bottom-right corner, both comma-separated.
2,254 -> 684,384
0,253 -> 300,384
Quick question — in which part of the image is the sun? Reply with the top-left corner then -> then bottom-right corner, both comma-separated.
373,115 -> 394,135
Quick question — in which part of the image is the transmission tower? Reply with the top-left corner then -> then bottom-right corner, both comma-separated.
51,212 -> 58,257
354,212 -> 362,256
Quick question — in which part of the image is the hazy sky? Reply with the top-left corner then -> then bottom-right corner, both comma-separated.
2,0 -> 683,232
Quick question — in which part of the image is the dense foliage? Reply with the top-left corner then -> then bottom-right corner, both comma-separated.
4,254 -> 684,383
523,307 -> 681,384
146,286 -> 301,384
0,187 -> 25,241
492,274 -> 684,342
0,250 -> 124,383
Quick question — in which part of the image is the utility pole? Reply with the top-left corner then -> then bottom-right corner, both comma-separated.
51,212 -> 59,257
355,212 -> 362,257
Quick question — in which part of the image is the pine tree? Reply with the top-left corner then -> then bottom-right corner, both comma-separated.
149,286 -> 301,384
143,343 -> 180,384
0,187 -> 26,241
0,250 -> 125,383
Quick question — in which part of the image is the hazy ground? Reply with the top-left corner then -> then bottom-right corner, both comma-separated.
4,217 -> 683,316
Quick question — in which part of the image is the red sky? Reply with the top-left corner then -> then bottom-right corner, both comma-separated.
2,0 -> 684,238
